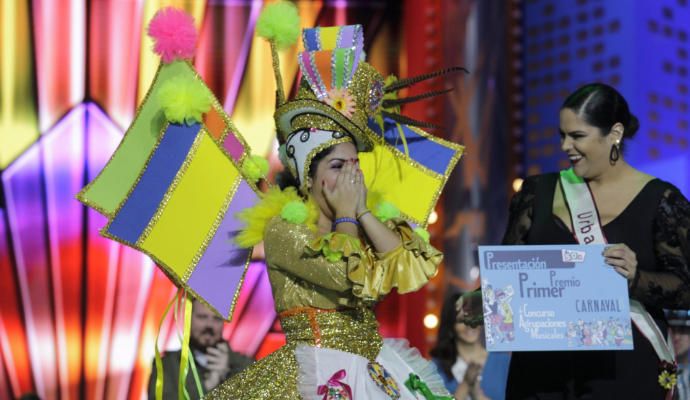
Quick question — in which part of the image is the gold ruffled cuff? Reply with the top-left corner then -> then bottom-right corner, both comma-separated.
305,232 -> 363,263
348,219 -> 443,301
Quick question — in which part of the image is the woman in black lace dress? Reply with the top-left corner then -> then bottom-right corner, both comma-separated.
460,83 -> 690,399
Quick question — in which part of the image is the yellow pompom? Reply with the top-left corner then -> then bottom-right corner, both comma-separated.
241,155 -> 269,182
158,75 -> 211,125
374,201 -> 400,222
256,1 -> 300,50
281,201 -> 309,224
234,187 -> 318,247
365,192 -> 401,222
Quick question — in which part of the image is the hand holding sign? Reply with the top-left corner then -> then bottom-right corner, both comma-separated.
604,243 -> 638,282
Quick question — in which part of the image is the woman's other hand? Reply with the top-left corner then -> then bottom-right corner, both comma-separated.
354,164 -> 368,216
323,159 -> 360,218
604,243 -> 638,284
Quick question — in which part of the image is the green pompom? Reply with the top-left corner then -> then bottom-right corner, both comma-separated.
281,200 -> 308,224
256,1 -> 301,50
322,246 -> 344,263
242,155 -> 269,182
414,227 -> 431,243
374,201 -> 400,222
158,76 -> 211,125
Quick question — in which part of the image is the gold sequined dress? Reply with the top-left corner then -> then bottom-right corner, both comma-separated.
207,214 -> 449,399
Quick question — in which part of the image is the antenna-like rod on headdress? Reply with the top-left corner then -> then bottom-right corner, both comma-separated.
256,1 -> 301,106
382,87 -> 454,108
384,66 -> 468,93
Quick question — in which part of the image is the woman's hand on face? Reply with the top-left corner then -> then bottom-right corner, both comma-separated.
604,243 -> 638,283
354,164 -> 368,215
323,160 -> 360,218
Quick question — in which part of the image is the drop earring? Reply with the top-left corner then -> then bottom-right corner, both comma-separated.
609,140 -> 621,165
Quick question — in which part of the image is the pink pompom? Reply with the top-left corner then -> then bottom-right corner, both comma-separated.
147,7 -> 198,63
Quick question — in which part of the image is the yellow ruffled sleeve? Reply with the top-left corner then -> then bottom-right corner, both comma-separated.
348,219 -> 443,301
305,232 -> 364,263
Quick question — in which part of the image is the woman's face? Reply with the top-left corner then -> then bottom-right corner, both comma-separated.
455,321 -> 482,344
559,108 -> 619,179
309,141 -> 358,219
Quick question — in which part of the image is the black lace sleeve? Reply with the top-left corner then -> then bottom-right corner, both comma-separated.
501,176 -> 537,245
631,187 -> 690,308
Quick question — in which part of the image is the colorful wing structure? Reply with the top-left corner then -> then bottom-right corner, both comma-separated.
298,24 -> 465,228
360,116 -> 464,228
77,51 -> 260,320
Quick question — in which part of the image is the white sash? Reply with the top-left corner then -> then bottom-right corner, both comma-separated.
559,169 -> 674,365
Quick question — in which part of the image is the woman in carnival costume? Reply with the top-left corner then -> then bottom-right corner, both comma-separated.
208,2 -> 465,399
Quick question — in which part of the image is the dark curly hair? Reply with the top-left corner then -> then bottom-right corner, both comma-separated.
429,292 -> 463,379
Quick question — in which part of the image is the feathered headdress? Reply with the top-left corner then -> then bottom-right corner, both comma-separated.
259,2 -> 466,227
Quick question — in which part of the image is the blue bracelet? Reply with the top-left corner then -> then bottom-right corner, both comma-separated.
332,217 -> 359,231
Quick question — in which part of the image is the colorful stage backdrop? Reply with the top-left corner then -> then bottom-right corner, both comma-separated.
12,1 -> 686,400
0,1 -> 467,399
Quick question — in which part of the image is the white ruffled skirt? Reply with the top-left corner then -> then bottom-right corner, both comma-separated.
294,338 -> 451,399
